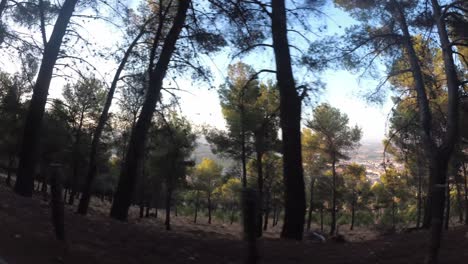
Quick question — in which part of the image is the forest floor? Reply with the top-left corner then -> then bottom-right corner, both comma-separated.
1,183 -> 468,264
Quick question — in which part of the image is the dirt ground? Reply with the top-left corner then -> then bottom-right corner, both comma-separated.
1,183 -> 468,264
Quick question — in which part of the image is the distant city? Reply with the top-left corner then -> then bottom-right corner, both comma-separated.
193,138 -> 397,184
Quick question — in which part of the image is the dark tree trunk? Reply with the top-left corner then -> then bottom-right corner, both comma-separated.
320,207 -> 324,233
254,137 -> 264,237
194,190 -> 199,223
272,205 -> 277,227
139,203 -> 144,218
454,168 -> 464,223
77,25 -> 147,215
350,195 -> 356,231
14,0 -> 79,197
231,203 -> 236,225
110,0 -> 190,221
145,202 -> 150,218
208,192 -> 212,224
307,178 -> 315,231
427,0 -> 460,262
444,179 -> 451,230
263,191 -> 270,231
271,0 -> 305,241
241,108 -> 247,188
330,156 -> 337,235
0,0 -> 8,19
392,200 -> 396,230
69,110 -> 85,206
50,165 -> 65,241
463,163 -> 468,226
165,187 -> 172,230
6,155 -> 14,186
416,159 -> 423,228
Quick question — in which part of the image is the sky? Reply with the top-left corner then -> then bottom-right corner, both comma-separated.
39,0 -> 396,144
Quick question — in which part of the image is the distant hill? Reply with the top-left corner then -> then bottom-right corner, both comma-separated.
191,137 -> 235,169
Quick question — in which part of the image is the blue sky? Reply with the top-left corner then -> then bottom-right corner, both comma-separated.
42,0 -> 395,144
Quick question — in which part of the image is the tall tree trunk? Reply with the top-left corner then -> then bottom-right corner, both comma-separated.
14,0 -> 79,197
194,190 -> 199,223
320,206 -> 324,233
272,204 -> 277,227
350,195 -> 356,231
254,136 -> 264,237
427,0 -> 460,262
307,178 -> 315,231
231,202 -> 236,225
416,159 -> 423,228
271,0 -> 305,240
454,171 -> 464,223
241,107 -> 247,188
78,25 -> 147,215
6,154 -> 13,186
330,156 -> 337,235
463,163 -> 468,226
165,186 -> 172,231
110,0 -> 190,221
444,179 -> 451,230
139,202 -> 144,218
0,0 -> 7,19
69,110 -> 85,205
208,192 -> 212,224
50,165 -> 65,241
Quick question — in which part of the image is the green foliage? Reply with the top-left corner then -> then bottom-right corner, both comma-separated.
306,103 -> 362,161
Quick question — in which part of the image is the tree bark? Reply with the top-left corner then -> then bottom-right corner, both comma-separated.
271,0 -> 305,240
78,24 -> 148,215
14,0 -> 79,197
110,0 -> 190,221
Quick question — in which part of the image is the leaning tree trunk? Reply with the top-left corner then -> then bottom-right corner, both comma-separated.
77,25 -> 147,215
271,0 -> 305,240
110,0 -> 190,221
306,177 -> 315,231
14,0 -> 79,197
